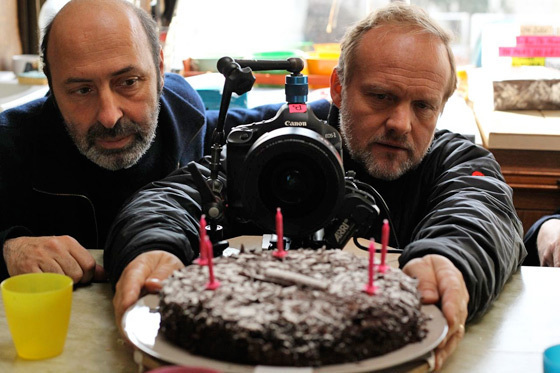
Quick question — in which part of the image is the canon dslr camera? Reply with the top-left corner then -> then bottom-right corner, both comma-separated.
207,57 -> 380,249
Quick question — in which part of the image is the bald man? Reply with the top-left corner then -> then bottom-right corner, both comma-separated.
0,0 -> 287,289
0,0 -> 191,286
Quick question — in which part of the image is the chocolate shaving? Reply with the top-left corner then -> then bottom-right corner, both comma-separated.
264,268 -> 329,291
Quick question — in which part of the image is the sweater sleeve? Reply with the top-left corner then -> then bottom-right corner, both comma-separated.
523,212 -> 560,266
0,104 -> 41,281
398,133 -> 526,322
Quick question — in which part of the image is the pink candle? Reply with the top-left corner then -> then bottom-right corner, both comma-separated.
379,219 -> 389,273
273,207 -> 287,258
362,238 -> 378,295
205,236 -> 220,290
195,215 -> 208,265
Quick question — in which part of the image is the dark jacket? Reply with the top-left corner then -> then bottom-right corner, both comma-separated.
0,73 -> 288,280
523,210 -> 560,265
104,105 -> 526,322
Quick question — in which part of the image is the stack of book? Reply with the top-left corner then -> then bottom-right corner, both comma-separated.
499,25 -> 560,68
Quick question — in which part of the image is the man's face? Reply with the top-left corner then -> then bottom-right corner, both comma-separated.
47,5 -> 163,170
331,25 -> 451,180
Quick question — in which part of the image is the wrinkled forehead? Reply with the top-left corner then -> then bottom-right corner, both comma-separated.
357,26 -> 451,86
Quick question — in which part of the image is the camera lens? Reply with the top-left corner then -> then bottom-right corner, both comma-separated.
275,168 -> 307,204
261,154 -> 320,215
241,127 -> 345,237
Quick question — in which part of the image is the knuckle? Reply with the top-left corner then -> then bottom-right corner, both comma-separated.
84,256 -> 97,271
68,268 -> 84,283
60,235 -> 78,246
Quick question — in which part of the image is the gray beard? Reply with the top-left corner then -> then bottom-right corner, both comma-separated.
339,103 -> 431,181
66,102 -> 159,171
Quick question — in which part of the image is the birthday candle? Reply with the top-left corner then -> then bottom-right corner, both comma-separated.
195,214 -> 208,265
273,207 -> 287,258
205,236 -> 220,290
379,219 -> 389,273
362,238 -> 378,295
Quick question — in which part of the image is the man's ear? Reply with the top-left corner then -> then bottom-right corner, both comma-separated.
330,68 -> 343,107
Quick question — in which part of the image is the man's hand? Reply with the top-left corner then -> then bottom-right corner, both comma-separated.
3,236 -> 105,283
113,250 -> 184,334
403,254 -> 469,371
537,219 -> 560,267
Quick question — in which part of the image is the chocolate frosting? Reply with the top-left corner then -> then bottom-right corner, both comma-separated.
159,249 -> 428,367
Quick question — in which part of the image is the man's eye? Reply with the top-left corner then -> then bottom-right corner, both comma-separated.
373,93 -> 387,100
415,101 -> 435,111
122,78 -> 139,87
74,87 -> 92,95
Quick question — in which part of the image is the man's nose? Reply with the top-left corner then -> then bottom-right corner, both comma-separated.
96,89 -> 123,129
385,102 -> 412,135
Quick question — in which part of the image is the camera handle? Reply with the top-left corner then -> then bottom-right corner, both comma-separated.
189,57 -> 255,240
215,57 -> 256,145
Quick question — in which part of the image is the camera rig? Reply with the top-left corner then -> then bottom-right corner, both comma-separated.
188,56 -> 381,251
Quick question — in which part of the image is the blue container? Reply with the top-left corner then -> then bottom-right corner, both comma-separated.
544,344 -> 560,373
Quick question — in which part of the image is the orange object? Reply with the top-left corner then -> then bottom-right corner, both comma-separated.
306,51 -> 339,76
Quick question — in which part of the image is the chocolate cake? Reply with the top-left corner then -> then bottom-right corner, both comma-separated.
159,248 -> 428,367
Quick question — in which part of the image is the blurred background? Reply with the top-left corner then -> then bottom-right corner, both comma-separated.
2,0 -> 560,72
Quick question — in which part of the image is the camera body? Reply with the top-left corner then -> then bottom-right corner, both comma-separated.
226,102 -> 347,240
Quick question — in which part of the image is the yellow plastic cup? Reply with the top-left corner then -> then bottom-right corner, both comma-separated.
1,273 -> 73,360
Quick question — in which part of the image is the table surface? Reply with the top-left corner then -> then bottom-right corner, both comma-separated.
1,239 -> 559,373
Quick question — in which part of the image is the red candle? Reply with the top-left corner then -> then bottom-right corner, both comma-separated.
205,236 -> 220,290
273,207 -> 287,258
379,219 -> 389,273
195,214 -> 208,265
363,238 -> 378,295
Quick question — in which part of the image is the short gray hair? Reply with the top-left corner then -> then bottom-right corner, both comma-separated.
336,2 -> 457,103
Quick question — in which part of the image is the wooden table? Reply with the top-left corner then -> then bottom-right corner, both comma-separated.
1,244 -> 559,372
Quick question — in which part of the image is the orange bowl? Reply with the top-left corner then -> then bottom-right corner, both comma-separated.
306,52 -> 339,76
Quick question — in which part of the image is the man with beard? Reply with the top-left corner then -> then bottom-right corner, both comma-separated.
325,4 -> 524,367
104,3 -> 525,368
0,0 -> 288,285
